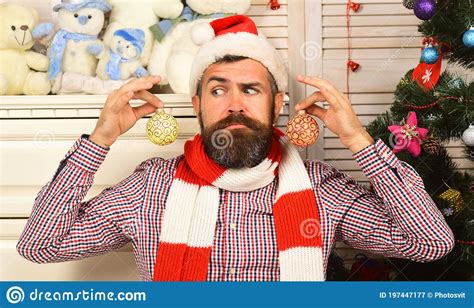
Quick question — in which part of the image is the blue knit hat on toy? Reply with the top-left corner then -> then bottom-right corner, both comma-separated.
114,28 -> 146,56
53,0 -> 112,12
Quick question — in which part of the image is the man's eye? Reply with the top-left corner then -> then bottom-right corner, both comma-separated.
212,89 -> 224,96
244,88 -> 258,95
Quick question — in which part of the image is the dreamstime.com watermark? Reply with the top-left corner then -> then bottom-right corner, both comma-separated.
5,286 -> 146,304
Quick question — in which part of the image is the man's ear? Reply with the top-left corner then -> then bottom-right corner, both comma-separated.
192,95 -> 200,116
273,91 -> 285,124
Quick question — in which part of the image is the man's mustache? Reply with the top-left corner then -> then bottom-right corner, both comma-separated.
212,114 -> 261,131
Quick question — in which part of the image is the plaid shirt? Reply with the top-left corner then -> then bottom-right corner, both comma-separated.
17,134 -> 454,281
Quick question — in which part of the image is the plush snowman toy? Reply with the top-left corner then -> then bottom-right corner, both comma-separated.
88,28 -> 149,80
33,0 -> 112,80
147,0 -> 251,94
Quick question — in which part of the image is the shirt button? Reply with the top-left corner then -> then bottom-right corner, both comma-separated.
382,152 -> 389,159
229,268 -> 236,275
230,222 -> 237,230
407,182 -> 413,188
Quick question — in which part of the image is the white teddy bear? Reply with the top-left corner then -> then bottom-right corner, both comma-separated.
103,0 -> 184,66
89,28 -> 149,80
147,0 -> 251,94
33,0 -> 112,81
0,3 -> 51,95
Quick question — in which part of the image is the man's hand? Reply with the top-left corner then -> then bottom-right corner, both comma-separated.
89,76 -> 163,148
295,75 -> 374,154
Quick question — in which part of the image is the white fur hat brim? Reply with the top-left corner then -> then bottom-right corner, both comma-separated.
189,32 -> 288,96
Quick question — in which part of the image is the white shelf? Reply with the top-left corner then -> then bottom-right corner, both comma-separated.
0,94 -> 193,110
0,94 -> 290,118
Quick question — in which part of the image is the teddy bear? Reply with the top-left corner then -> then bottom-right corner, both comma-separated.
102,0 -> 184,66
88,28 -> 149,81
147,0 -> 252,94
0,3 -> 51,95
33,0 -> 112,82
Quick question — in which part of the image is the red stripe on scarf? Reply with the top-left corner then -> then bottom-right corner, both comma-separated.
184,134 -> 227,184
181,247 -> 213,281
153,243 -> 187,281
273,189 -> 322,251
174,156 -> 209,186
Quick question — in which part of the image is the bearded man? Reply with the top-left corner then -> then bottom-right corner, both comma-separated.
17,16 -> 453,281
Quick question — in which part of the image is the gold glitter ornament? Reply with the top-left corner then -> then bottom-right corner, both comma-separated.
286,110 -> 320,147
439,188 -> 464,214
146,108 -> 179,146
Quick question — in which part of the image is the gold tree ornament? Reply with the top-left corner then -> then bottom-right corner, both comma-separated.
146,108 -> 179,146
286,110 -> 320,148
439,187 -> 464,214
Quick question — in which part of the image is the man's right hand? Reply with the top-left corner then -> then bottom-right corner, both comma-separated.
89,76 -> 164,148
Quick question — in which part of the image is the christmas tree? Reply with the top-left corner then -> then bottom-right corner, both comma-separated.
365,0 -> 473,280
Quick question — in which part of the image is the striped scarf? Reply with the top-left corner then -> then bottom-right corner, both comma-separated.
153,127 -> 324,281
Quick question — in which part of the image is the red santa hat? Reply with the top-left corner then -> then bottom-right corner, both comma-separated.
189,15 -> 288,95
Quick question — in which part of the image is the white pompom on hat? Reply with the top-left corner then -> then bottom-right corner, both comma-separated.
189,15 -> 288,96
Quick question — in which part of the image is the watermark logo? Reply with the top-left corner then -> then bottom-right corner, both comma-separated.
34,130 -> 55,149
211,129 -> 234,150
300,218 -> 321,239
6,286 -> 24,304
300,41 -> 322,61
388,133 -> 411,152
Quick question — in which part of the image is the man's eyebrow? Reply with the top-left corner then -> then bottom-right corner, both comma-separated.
206,77 -> 264,89
206,76 -> 228,84
240,81 -> 264,88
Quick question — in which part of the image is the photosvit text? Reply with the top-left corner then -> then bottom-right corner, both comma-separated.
379,291 -> 466,299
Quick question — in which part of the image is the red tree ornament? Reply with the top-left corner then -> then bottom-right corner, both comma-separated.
411,52 -> 443,90
268,0 -> 280,10
348,1 -> 361,12
347,60 -> 360,72
286,110 -> 320,148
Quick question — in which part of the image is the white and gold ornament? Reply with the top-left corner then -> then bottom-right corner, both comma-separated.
146,109 -> 179,146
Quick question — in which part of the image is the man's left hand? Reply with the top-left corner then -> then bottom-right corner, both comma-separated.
295,75 -> 374,154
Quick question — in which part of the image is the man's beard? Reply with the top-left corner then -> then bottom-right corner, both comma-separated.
199,111 -> 275,169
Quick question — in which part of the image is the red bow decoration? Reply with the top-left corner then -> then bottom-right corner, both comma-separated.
422,37 -> 452,54
348,1 -> 361,12
422,36 -> 439,46
347,60 -> 360,72
268,0 -> 280,10
411,53 -> 443,90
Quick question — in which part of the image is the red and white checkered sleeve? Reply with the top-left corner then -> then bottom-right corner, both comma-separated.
321,138 -> 454,262
16,135 -> 151,264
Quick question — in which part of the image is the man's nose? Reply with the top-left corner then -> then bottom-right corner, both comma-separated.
228,108 -> 244,114
227,90 -> 244,114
